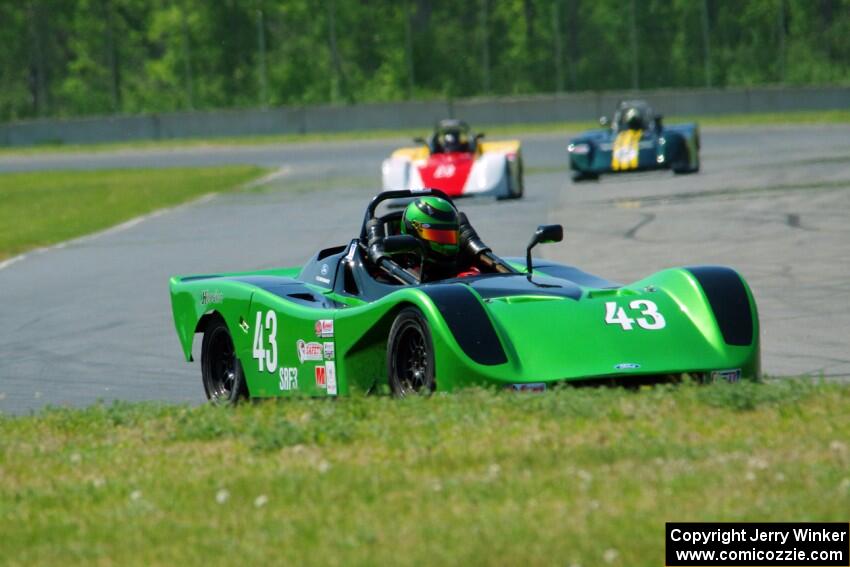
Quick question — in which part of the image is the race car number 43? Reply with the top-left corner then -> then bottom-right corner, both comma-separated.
605,300 -> 666,330
253,310 -> 278,372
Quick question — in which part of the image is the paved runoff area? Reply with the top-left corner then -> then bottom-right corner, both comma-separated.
1,124 -> 849,413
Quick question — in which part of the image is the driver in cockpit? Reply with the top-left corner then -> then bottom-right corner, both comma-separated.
399,196 -> 467,282
617,105 -> 648,131
441,130 -> 470,153
366,195 -> 510,283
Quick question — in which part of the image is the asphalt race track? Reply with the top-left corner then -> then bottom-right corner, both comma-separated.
1,124 -> 849,414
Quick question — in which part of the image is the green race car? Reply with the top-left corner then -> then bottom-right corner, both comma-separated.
169,189 -> 759,403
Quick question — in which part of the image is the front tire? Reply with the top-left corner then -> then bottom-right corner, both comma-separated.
201,318 -> 247,405
386,307 -> 436,397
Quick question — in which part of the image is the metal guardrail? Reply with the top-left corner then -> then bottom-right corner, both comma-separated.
1,86 -> 848,147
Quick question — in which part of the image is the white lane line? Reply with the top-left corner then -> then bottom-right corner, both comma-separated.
0,255 -> 26,271
0,166 -> 292,272
241,165 -> 292,189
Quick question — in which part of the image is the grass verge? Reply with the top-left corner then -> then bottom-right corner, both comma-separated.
0,166 -> 268,261
1,109 -> 848,157
1,380 -> 848,566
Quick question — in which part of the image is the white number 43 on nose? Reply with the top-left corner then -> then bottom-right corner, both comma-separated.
604,300 -> 666,330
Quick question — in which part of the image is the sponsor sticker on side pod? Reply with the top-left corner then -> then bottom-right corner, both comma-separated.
297,340 -> 323,363
711,368 -> 742,383
325,361 -> 337,396
314,319 -> 334,338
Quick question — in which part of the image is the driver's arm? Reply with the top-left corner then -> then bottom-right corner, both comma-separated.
365,218 -> 419,285
458,213 -> 516,274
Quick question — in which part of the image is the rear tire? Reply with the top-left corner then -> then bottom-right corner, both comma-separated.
672,137 -> 700,174
572,171 -> 599,182
201,318 -> 248,405
510,157 -> 525,199
673,163 -> 699,175
500,158 -> 524,200
386,307 -> 436,397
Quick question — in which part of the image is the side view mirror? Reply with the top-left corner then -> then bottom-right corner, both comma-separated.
526,224 -> 563,278
413,137 -> 428,146
474,132 -> 485,141
383,234 -> 422,256
599,116 -> 609,127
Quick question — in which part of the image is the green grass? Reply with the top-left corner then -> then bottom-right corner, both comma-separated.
0,166 -> 268,260
1,381 -> 848,566
2,109 -> 848,157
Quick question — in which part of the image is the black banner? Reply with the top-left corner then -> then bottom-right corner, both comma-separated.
666,523 -> 849,566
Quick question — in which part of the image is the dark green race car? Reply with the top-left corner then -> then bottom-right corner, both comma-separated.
568,100 -> 700,181
169,189 -> 758,403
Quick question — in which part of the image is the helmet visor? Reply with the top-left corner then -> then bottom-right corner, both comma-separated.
417,224 -> 458,245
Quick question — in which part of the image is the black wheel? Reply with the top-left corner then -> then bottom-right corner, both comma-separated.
672,140 -> 700,174
572,171 -> 599,182
500,158 -> 524,200
673,162 -> 700,175
514,157 -> 525,198
387,307 -> 436,397
688,142 -> 701,173
201,318 -> 247,405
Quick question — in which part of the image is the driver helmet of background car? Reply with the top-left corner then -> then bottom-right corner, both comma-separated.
401,196 -> 460,264
623,106 -> 645,130
440,129 -> 468,152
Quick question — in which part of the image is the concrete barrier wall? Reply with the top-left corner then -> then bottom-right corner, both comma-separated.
1,86 -> 848,147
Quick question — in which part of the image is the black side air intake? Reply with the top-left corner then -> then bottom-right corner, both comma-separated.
421,284 -> 508,365
687,266 -> 754,346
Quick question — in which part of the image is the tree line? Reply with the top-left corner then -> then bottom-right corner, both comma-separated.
1,0 -> 848,122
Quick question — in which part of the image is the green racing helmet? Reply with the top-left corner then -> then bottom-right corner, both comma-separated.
401,196 -> 460,262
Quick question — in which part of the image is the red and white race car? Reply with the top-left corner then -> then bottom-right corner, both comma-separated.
381,119 -> 524,199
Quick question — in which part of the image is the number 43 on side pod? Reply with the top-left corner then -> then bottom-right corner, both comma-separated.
605,300 -> 666,330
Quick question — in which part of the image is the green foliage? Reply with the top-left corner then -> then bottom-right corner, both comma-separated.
1,0 -> 848,121
0,165 -> 267,260
1,382 -> 849,565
